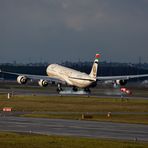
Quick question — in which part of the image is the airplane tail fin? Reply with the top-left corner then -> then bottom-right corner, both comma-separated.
89,53 -> 100,80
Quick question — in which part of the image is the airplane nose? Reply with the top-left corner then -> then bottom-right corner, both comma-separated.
47,64 -> 51,68
46,65 -> 51,73
47,64 -> 52,69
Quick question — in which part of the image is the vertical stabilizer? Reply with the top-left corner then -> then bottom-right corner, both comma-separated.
89,53 -> 100,79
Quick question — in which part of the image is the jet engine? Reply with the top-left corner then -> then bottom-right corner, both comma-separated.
115,80 -> 127,86
38,79 -> 48,87
17,75 -> 28,84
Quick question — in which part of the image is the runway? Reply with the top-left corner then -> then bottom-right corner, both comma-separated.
0,116 -> 148,141
0,88 -> 148,100
1,79 -> 148,98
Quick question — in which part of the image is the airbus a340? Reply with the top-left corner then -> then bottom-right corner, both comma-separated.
1,53 -> 148,93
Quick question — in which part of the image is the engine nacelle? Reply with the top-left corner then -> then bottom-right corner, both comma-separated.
115,80 -> 127,86
17,75 -> 28,84
38,79 -> 48,87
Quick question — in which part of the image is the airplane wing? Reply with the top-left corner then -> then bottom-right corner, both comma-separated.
0,70 -> 65,84
97,74 -> 148,81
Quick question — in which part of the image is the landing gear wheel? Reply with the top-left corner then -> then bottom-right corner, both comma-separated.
84,88 -> 91,93
73,87 -> 78,92
57,83 -> 63,92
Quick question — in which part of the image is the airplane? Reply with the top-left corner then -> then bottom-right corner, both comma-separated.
1,52 -> 148,93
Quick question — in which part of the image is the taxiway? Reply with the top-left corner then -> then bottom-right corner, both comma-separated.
0,116 -> 148,141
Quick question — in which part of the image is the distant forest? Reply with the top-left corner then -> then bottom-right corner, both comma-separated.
0,61 -> 148,80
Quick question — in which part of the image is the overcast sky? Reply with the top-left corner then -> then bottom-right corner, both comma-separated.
0,0 -> 148,63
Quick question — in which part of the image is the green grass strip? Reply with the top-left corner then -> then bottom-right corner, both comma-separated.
0,132 -> 147,148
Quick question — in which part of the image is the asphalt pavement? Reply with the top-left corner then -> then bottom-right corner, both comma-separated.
0,116 -> 148,141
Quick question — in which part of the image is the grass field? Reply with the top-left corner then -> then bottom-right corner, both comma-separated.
0,132 -> 147,148
22,113 -> 148,124
0,95 -> 148,112
0,95 -> 148,124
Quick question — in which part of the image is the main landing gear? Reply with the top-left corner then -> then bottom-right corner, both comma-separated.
84,88 -> 91,93
56,84 -> 91,95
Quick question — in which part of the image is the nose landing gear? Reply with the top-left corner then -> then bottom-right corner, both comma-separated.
56,83 -> 63,92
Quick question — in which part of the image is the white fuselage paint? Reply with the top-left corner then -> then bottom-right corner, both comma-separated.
46,64 -> 95,88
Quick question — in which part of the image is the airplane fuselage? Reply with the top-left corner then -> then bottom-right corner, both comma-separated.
46,64 -> 95,88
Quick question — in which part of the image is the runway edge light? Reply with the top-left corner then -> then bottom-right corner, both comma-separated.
3,107 -> 12,112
